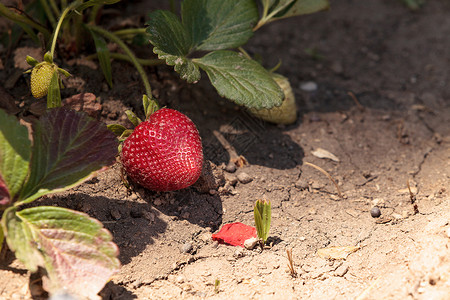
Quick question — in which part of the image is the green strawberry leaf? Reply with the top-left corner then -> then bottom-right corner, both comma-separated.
2,207 -> 42,272
194,50 -> 284,109
146,10 -> 192,56
0,109 -> 30,202
267,0 -> 330,21
158,51 -> 201,83
19,108 -> 118,204
146,10 -> 200,83
182,0 -> 258,51
88,27 -> 113,88
47,70 -> 61,108
3,206 -> 120,298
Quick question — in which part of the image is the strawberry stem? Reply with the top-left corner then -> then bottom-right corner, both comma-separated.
50,1 -> 81,58
87,24 -> 157,105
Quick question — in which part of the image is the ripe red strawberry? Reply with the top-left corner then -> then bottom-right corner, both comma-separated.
121,108 -> 203,191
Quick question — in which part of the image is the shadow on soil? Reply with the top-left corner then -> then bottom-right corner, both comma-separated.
30,193 -> 167,265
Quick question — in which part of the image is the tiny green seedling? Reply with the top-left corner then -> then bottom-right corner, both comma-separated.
254,199 -> 271,249
214,279 -> 220,294
0,108 -> 120,299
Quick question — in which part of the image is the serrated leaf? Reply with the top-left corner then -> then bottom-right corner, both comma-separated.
157,50 -> 201,83
6,206 -> 120,298
2,207 -> 43,272
268,0 -> 330,21
47,71 -> 61,108
182,0 -> 258,51
146,10 -> 192,56
19,108 -> 118,203
0,109 -> 30,201
146,10 -> 200,83
88,28 -> 113,88
194,50 -> 284,109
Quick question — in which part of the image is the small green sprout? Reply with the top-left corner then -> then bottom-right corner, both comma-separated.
254,199 -> 271,248
214,279 -> 220,294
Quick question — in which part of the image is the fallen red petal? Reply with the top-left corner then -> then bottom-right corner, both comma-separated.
212,222 -> 257,247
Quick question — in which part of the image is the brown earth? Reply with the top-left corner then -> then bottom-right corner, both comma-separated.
1,0 -> 449,299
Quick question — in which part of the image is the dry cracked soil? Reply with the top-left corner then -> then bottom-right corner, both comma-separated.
0,0 -> 449,299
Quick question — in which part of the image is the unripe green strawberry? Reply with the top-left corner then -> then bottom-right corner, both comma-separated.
249,73 -> 297,125
30,62 -> 56,98
121,108 -> 203,191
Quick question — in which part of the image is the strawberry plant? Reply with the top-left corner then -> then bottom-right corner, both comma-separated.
2,0 -> 329,124
0,108 -> 120,299
144,0 -> 329,122
1,0 -> 155,108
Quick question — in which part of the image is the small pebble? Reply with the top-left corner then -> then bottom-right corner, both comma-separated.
300,81 -> 318,92
225,162 -> 237,173
244,237 -> 258,250
181,242 -> 193,254
237,172 -> 253,184
370,207 -> 381,218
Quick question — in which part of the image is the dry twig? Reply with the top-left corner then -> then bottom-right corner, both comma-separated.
286,248 -> 297,277
304,162 -> 343,198
348,91 -> 364,111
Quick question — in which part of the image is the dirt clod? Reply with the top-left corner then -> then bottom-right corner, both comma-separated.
237,172 -> 253,184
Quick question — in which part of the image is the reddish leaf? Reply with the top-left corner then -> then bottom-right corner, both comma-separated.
0,176 -> 10,206
212,222 -> 257,247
